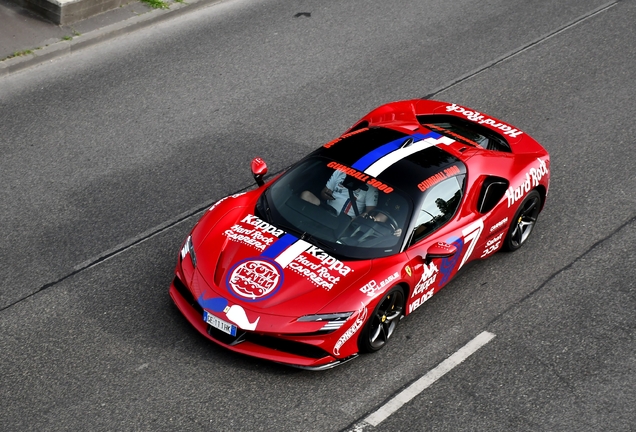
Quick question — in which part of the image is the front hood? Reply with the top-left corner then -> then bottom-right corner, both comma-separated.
194,211 -> 371,317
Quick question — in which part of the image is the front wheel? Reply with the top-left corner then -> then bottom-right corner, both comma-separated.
358,286 -> 405,353
503,190 -> 541,251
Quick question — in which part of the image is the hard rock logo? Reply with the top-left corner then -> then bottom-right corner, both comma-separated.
445,103 -> 524,138
227,259 -> 283,301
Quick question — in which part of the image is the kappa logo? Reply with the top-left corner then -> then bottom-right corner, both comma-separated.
241,214 -> 285,237
304,246 -> 353,276
411,262 -> 438,298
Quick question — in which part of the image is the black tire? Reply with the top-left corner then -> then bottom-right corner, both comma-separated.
503,190 -> 541,251
358,286 -> 405,353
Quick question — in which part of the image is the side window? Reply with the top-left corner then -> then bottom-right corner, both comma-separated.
477,176 -> 509,213
412,176 -> 462,243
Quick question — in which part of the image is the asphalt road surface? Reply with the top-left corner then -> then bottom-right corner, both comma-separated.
1,0 -> 635,430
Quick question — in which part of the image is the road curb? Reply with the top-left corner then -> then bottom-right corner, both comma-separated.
0,0 -> 222,78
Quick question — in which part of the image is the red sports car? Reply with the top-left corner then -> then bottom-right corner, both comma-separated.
169,99 -> 550,370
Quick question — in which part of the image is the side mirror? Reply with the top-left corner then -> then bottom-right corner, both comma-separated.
251,157 -> 268,187
425,242 -> 457,262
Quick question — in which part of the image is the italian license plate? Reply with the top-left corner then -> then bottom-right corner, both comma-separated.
203,311 -> 237,336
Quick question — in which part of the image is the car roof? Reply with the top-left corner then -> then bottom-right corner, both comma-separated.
315,126 -> 468,200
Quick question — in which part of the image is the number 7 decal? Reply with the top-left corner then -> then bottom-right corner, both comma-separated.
459,219 -> 484,270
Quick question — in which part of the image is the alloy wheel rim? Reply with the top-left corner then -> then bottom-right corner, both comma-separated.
369,290 -> 404,349
510,196 -> 540,248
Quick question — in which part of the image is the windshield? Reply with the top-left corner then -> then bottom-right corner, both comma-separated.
261,157 -> 412,259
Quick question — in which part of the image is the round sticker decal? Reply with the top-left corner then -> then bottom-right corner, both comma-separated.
226,258 -> 284,302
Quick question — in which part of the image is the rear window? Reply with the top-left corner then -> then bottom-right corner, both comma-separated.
417,115 -> 511,153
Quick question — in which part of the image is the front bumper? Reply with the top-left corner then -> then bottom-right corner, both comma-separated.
169,276 -> 356,370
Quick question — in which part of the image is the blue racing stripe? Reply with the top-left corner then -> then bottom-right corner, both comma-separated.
351,132 -> 440,172
260,233 -> 298,259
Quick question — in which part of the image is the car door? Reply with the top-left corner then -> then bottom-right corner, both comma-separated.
473,175 -> 511,259
403,175 -> 484,315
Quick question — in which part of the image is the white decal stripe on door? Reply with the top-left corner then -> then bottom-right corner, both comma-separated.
459,219 -> 484,270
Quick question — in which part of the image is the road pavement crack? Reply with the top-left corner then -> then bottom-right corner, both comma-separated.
487,213 -> 636,328
344,213 -> 635,432
423,0 -> 618,99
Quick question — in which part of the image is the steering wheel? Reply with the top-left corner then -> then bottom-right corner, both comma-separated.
371,209 -> 399,231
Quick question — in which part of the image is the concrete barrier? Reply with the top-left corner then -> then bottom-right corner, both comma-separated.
10,0 -> 131,24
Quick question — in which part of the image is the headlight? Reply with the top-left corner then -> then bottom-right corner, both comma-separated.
180,236 -> 197,268
297,312 -> 353,322
298,312 -> 353,331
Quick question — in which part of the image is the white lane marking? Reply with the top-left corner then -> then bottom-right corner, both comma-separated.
363,331 -> 496,427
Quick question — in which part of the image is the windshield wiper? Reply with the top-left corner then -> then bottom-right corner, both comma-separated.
270,221 -> 336,252
300,232 -> 337,253
257,195 -> 337,253
273,220 -> 305,238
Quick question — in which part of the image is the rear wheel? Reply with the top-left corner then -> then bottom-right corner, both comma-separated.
358,286 -> 405,353
503,190 -> 541,251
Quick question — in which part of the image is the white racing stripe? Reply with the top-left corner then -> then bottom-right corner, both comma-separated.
274,239 -> 311,268
363,331 -> 496,427
364,136 -> 454,177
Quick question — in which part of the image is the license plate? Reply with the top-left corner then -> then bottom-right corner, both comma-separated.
204,311 -> 237,336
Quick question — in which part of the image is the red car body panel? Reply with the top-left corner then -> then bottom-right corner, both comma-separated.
169,99 -> 550,369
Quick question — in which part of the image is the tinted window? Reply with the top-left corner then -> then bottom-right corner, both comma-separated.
417,115 -> 512,152
412,176 -> 462,243
322,127 -> 409,167
478,177 -> 509,213
262,157 -> 412,259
